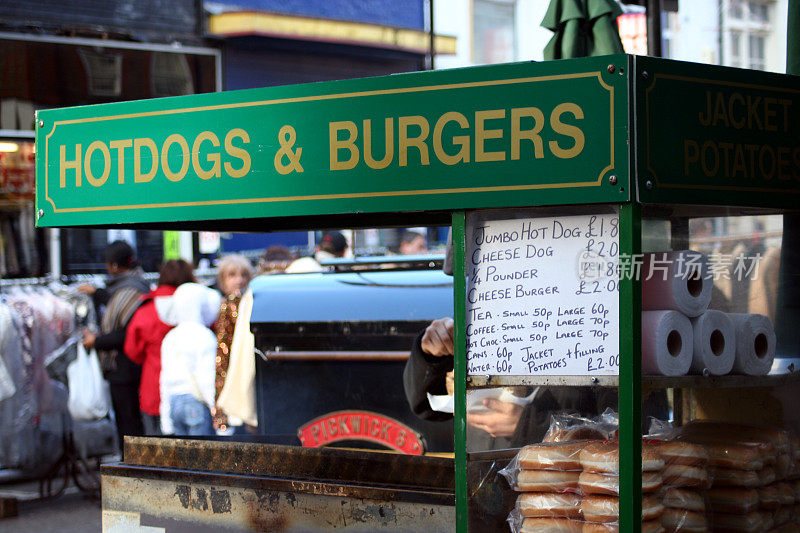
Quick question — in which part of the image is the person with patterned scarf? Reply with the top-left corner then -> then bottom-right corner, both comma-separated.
79,241 -> 149,452
212,254 -> 253,434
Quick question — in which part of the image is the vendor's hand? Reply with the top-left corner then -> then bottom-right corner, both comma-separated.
445,371 -> 454,396
82,329 -> 97,350
77,283 -> 97,295
467,399 -> 523,438
421,317 -> 454,357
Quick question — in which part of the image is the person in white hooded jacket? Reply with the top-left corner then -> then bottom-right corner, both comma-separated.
157,282 -> 222,435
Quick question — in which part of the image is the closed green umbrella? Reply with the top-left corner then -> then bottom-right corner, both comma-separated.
542,0 -> 625,60
789,0 -> 800,75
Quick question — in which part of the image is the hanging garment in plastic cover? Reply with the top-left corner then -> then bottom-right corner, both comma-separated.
0,303 -> 36,468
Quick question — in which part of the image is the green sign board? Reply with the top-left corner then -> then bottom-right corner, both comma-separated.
636,57 -> 800,207
35,55 -> 629,228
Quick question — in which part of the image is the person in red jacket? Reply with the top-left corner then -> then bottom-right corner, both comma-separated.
124,259 -> 195,435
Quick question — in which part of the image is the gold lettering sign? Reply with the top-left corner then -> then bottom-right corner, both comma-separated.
56,129 -> 252,190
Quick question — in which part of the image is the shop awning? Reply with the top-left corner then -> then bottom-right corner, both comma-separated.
208,11 -> 456,56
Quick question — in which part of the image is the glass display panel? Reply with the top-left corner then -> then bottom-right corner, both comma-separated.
639,210 -> 800,533
464,206 -> 635,532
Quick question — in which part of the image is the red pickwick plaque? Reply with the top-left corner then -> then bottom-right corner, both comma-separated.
297,410 -> 425,456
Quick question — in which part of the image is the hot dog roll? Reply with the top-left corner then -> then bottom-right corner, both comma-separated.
759,466 -> 777,487
679,421 -> 789,455
707,487 -> 760,514
580,495 -> 662,523
580,442 -> 620,474
762,511 -> 774,531
792,480 -> 800,502
545,427 -> 607,443
579,442 -> 664,474
641,521 -> 666,533
661,488 -> 706,513
697,442 -> 766,471
517,469 -> 581,493
761,484 -> 784,509
516,492 -> 582,518
777,482 -> 796,506
577,471 -> 663,495
641,471 -> 664,493
778,454 -> 794,481
641,495 -> 665,521
771,523 -> 799,533
579,471 -> 620,496
657,441 -> 709,468
662,465 -> 710,489
775,505 -> 794,527
660,508 -> 707,533
709,511 -> 765,532
581,495 -> 619,523
581,520 -> 665,533
520,517 -> 584,533
710,467 -> 761,488
519,441 -> 588,471
641,445 -> 666,472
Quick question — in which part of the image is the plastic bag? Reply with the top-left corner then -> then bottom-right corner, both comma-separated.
515,492 -> 582,518
67,344 -> 109,421
543,409 -> 618,443
660,508 -> 707,533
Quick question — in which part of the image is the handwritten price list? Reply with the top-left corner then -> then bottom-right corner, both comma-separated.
466,213 -> 620,376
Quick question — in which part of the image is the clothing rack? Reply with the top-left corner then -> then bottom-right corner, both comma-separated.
0,268 -> 218,289
0,275 -> 55,287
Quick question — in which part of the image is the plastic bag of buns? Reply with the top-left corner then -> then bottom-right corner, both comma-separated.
499,441 -> 588,493
543,409 -> 618,443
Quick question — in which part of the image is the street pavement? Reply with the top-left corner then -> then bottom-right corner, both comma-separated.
0,462 -> 107,532
1,486 -> 101,532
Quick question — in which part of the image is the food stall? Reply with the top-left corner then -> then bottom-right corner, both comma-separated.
249,261 -> 455,453
35,54 -> 800,532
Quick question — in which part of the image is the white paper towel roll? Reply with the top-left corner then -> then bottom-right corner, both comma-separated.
642,311 -> 694,376
727,313 -> 776,375
642,251 -> 712,317
690,310 -> 736,375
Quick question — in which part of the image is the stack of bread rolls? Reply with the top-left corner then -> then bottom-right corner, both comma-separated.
657,441 -> 711,532
578,441 -> 665,532
513,441 -> 585,532
673,421 -> 799,532
506,424 -> 800,533
791,436 -> 800,528
507,440 -> 667,533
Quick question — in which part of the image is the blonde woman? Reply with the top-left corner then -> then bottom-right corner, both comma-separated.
213,254 -> 253,433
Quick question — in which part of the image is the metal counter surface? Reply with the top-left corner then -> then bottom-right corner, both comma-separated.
102,437 -> 455,532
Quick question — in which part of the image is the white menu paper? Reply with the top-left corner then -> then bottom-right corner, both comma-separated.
466,212 -> 620,376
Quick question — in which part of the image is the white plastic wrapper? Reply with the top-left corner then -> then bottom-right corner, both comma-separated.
544,409 -> 618,443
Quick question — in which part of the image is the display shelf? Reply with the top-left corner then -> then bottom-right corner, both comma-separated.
467,371 -> 800,389
467,375 -> 620,388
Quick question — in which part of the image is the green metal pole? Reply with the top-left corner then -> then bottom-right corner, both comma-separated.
452,211 -> 468,532
618,202 -> 642,533
789,0 -> 800,75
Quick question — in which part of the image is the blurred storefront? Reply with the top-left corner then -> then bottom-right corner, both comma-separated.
0,0 -> 457,273
205,0 -> 456,258
0,0 -> 219,275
